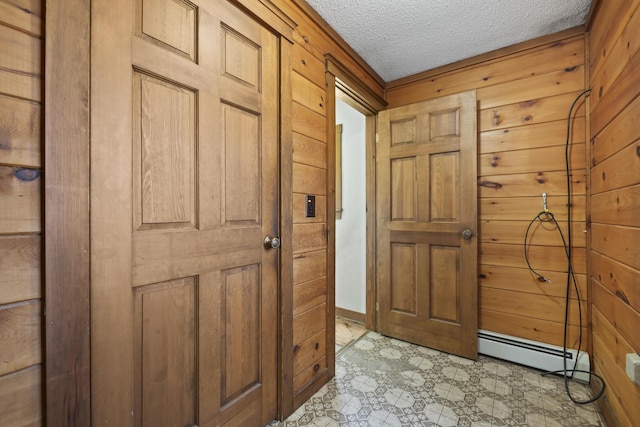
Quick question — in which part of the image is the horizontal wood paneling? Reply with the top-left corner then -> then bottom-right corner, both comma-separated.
0,95 -> 41,167
0,365 -> 42,426
292,132 -> 326,169
0,0 -> 42,36
478,171 -> 586,199
293,249 -> 326,285
292,163 -> 326,195
481,243 -> 586,274
479,220 -> 586,247
478,92 -> 585,132
293,277 -> 326,316
292,223 -> 326,254
293,303 -> 326,347
589,1 -> 640,424
0,166 -> 41,233
0,5 -> 42,424
387,29 -> 587,347
479,264 -> 586,300
592,307 -> 640,426
0,235 -> 40,304
0,300 -> 41,376
292,330 -> 325,375
480,287 -> 585,326
0,25 -> 41,102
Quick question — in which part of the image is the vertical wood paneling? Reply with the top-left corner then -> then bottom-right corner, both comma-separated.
589,1 -> 640,424
386,30 -> 588,349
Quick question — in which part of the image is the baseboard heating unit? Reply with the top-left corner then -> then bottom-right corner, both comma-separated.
478,330 -> 590,382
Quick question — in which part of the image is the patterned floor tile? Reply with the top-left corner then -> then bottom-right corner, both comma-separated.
282,332 -> 606,427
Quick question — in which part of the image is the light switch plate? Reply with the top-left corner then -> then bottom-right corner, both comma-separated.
626,353 -> 640,385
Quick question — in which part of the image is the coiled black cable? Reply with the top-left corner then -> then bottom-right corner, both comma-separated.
523,89 -> 605,404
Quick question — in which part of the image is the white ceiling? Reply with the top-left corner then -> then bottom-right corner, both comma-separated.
305,0 -> 592,82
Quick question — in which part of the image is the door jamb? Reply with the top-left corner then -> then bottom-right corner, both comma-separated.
325,55 -> 387,333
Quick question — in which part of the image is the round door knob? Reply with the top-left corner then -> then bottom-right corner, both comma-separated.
461,229 -> 473,240
264,236 -> 281,249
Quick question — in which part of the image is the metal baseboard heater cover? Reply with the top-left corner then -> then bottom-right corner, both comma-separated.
478,330 -> 590,382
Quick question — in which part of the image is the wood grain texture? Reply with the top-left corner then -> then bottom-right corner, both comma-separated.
0,165 -> 40,233
478,170 -> 586,198
479,264 -> 586,300
44,0 -> 90,424
0,365 -> 42,426
0,0 -> 42,36
0,235 -> 40,304
589,6 -> 640,423
0,300 -> 41,376
0,24 -> 41,101
0,95 -> 40,167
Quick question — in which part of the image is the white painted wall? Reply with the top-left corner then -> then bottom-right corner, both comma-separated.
335,99 -> 366,314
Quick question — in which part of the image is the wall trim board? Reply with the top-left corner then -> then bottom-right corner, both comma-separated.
386,26 -> 585,90
336,307 -> 366,323
289,0 -> 385,88
44,0 -> 91,424
585,0 -> 603,31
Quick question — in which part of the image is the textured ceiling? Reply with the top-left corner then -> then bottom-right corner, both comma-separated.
305,0 -> 592,82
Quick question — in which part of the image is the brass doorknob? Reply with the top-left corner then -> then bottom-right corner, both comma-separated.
264,236 -> 281,249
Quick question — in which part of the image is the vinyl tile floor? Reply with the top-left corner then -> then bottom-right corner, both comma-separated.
280,331 -> 605,427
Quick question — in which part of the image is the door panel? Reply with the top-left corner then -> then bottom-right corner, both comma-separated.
91,0 -> 279,425
377,91 -> 478,360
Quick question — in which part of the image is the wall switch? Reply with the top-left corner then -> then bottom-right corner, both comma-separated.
306,195 -> 316,217
626,353 -> 640,385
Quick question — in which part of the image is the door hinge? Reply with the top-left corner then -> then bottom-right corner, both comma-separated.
375,133 -> 379,144
376,302 -> 379,312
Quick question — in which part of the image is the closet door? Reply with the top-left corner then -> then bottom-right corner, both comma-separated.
377,91 -> 478,359
91,0 -> 280,425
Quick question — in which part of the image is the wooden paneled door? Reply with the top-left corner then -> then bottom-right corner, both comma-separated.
376,91 -> 478,359
91,0 -> 280,425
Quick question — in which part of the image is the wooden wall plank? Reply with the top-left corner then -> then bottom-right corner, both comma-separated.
386,36 -> 584,108
292,330 -> 325,375
0,0 -> 42,36
479,264 -> 586,300
479,309 -> 584,349
292,163 -> 326,195
44,0 -> 91,424
0,365 -> 42,426
0,300 -> 41,376
292,71 -> 325,116
0,25 -> 41,102
480,287 -> 585,326
592,224 -> 640,271
477,66 -> 584,110
590,1 -> 640,113
592,92 -> 640,165
0,95 -> 41,167
480,118 -> 585,154
292,223 -> 326,254
591,185 -> 640,227
478,171 -> 586,199
479,144 -> 585,176
589,3 -> 640,424
0,235 -> 40,304
592,307 -> 640,425
479,195 -> 585,221
479,219 -> 586,247
589,0 -> 637,79
293,249 -> 325,285
292,102 -> 326,142
591,46 -> 640,137
0,165 -> 40,233
590,142 -> 640,194
291,42 -> 325,89
292,132 -> 326,169
479,92 -> 585,132
480,243 -> 586,273
293,277 -> 326,316
590,251 -> 640,313
293,303 -> 326,346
